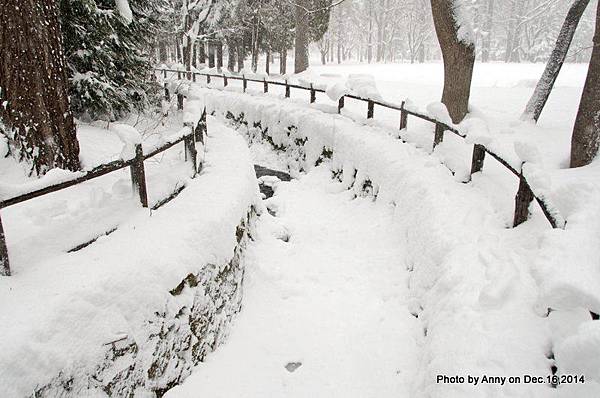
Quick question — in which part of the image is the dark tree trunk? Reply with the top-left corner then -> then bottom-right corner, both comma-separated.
198,40 -> 206,65
265,50 -> 270,75
522,0 -> 591,122
280,48 -> 287,74
0,0 -> 80,175
216,41 -> 223,71
251,18 -> 259,73
227,44 -> 236,71
431,0 -> 476,123
570,0 -> 600,167
192,42 -> 198,69
237,42 -> 245,72
294,0 -> 310,73
176,35 -> 183,63
208,43 -> 216,68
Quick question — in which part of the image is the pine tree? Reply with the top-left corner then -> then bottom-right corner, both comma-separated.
60,0 -> 166,121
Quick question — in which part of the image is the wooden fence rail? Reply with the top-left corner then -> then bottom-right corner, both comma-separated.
159,68 -> 562,231
0,108 -> 208,277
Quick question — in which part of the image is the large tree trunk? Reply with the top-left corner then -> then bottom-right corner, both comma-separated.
216,41 -> 223,72
0,0 -> 80,175
251,15 -> 260,73
570,0 -> 600,167
237,42 -> 245,72
208,42 -> 216,68
522,0 -> 590,123
227,44 -> 236,71
198,40 -> 206,65
431,0 -> 476,123
294,0 -> 310,73
280,48 -> 287,74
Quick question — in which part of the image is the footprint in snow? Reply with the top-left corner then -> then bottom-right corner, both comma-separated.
285,362 -> 302,373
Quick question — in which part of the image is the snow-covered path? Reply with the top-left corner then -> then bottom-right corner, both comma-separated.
165,165 -> 422,398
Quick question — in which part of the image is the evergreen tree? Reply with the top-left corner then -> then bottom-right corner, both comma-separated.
60,0 -> 166,121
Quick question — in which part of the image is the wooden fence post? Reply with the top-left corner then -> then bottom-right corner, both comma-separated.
367,100 -> 374,119
186,69 -> 192,81
164,83 -> 170,102
162,69 -> 167,79
223,75 -> 228,87
178,70 -> 182,80
399,105 -> 408,130
338,96 -> 345,114
263,79 -> 268,93
285,81 -> 290,98
470,144 -> 486,176
433,123 -> 445,148
195,108 -> 207,144
192,73 -> 197,83
0,213 -> 10,277
184,132 -> 197,177
310,84 -> 316,103
195,108 -> 207,173
206,74 -> 211,84
243,76 -> 247,92
177,93 -> 184,110
513,176 -> 534,227
130,144 -> 149,208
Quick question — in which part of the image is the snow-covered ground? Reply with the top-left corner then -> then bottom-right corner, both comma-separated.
162,78 -> 600,397
1,61 -> 598,397
166,165 -> 421,398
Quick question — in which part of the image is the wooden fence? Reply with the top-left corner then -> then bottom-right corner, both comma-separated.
0,108 -> 208,277
160,68 -> 562,232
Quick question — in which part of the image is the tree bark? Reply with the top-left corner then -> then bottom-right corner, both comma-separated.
294,0 -> 310,73
431,0 -> 476,123
237,42 -> 245,72
570,0 -> 600,167
208,42 -> 216,68
522,0 -> 591,123
251,14 -> 260,73
227,44 -> 236,71
199,40 -> 206,65
280,48 -> 287,74
0,0 -> 80,175
216,41 -> 223,71
266,49 -> 271,75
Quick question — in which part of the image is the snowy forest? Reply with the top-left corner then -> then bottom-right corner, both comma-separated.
1,0 -> 600,397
